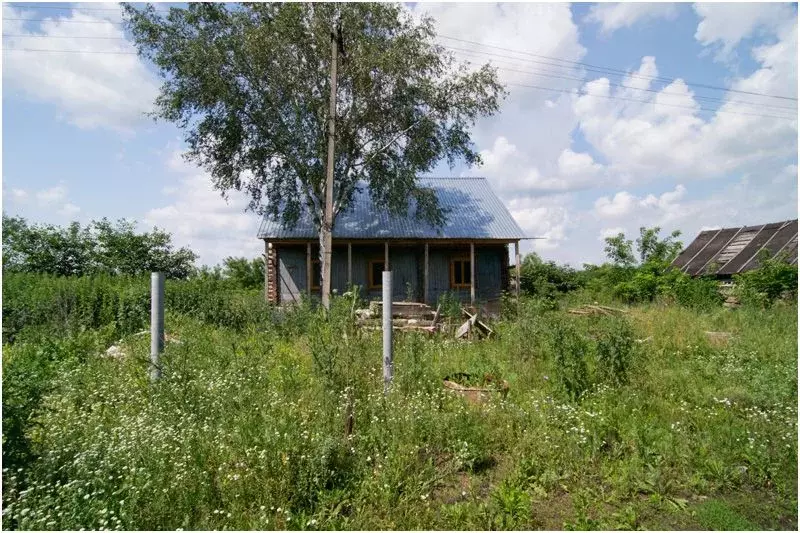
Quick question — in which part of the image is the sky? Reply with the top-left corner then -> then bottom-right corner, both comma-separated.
2,1 -> 798,267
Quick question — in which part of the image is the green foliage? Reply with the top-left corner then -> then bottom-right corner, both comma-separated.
221,256 -> 265,290
519,252 -> 582,299
549,320 -> 591,401
1,273 -> 276,344
694,499 -> 760,530
437,291 -> 462,319
122,1 -> 504,261
604,232 -> 636,268
1,274 -> 797,530
596,317 -> 635,386
635,226 -> 683,264
2,215 -> 197,279
734,250 -> 798,307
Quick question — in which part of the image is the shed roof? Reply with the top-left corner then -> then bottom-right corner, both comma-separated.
257,177 -> 525,241
671,219 -> 798,277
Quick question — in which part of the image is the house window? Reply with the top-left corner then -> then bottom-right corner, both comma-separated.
311,260 -> 321,290
369,260 -> 385,289
450,258 -> 472,289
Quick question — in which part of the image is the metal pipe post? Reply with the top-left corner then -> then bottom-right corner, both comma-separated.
150,272 -> 165,383
382,270 -> 393,393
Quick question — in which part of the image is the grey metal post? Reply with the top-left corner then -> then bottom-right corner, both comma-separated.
382,271 -> 393,393
150,272 -> 164,383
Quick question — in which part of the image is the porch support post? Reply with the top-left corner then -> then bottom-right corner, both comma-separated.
347,242 -> 353,287
384,241 -> 390,270
264,239 -> 269,303
515,240 -> 521,299
423,242 -> 429,304
470,242 -> 476,305
306,242 -> 312,298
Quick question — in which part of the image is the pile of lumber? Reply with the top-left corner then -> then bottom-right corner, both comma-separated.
455,307 -> 493,340
356,302 -> 442,333
567,304 -> 628,317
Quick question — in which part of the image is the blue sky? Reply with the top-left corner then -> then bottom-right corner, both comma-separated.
2,2 -> 798,267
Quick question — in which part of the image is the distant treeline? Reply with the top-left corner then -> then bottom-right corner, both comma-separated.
518,226 -> 797,308
1,214 -> 264,289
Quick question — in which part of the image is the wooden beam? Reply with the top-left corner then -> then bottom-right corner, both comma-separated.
515,240 -> 521,299
470,242 -> 476,305
306,242 -> 312,298
347,242 -> 353,287
385,241 -> 390,270
423,242 -> 429,304
264,239 -> 269,303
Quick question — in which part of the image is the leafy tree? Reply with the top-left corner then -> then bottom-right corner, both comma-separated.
635,226 -> 682,264
123,2 -> 505,308
1,215 -> 197,279
734,249 -> 798,307
519,252 -> 582,299
1,216 -> 95,277
603,233 -> 635,268
93,218 -> 197,279
222,256 -> 265,290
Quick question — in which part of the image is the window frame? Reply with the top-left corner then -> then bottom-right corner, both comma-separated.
368,259 -> 385,289
450,257 -> 472,289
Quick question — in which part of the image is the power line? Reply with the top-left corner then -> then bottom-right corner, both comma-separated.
3,47 -> 136,55
3,34 -> 128,40
507,82 -> 797,120
441,37 -> 798,102
3,17 -> 124,24
6,3 -> 171,12
456,56 -> 797,113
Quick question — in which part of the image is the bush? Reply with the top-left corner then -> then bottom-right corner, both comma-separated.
596,317 -> 635,386
519,253 -> 582,299
734,251 -> 798,307
549,321 -> 591,401
1,273 -> 275,343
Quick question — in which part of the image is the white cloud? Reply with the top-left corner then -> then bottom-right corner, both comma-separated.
587,2 -> 679,35
6,182 -> 82,219
35,184 -> 68,206
693,2 -> 796,61
57,203 -> 81,216
10,189 -> 28,201
572,47 -> 797,186
594,184 -> 687,220
144,150 -> 263,266
599,227 -> 625,241
506,194 -> 574,252
2,3 -> 158,132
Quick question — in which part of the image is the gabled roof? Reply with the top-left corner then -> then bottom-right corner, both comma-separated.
257,177 -> 525,241
671,219 -> 798,277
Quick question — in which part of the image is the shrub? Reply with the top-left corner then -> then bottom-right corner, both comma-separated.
734,251 -> 798,307
549,321 -> 591,401
596,317 -> 635,386
519,253 -> 582,299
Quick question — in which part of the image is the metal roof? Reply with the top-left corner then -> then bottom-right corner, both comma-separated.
671,219 -> 798,277
257,177 -> 525,241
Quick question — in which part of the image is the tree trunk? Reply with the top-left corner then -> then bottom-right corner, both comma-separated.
320,224 -> 333,309
321,19 -> 339,310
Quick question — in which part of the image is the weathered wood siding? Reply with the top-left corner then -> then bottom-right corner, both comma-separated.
272,242 -> 508,304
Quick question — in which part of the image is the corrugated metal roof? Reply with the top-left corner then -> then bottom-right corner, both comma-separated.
257,177 -> 525,240
672,219 -> 798,277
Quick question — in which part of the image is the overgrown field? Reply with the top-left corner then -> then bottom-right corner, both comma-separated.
2,274 -> 797,530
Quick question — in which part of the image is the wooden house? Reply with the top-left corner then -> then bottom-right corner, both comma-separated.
672,218 -> 798,278
258,177 -> 525,305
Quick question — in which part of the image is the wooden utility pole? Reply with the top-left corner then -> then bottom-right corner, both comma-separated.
321,20 -> 339,310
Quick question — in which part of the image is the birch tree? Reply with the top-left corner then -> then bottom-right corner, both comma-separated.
123,2 -> 505,308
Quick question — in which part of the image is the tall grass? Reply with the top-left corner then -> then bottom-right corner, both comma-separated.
2,274 -> 797,530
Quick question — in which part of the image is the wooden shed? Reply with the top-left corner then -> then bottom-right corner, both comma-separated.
257,177 -> 525,305
671,218 -> 798,278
